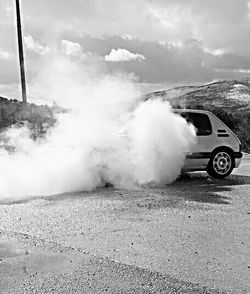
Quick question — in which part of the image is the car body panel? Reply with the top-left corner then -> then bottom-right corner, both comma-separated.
174,109 -> 242,172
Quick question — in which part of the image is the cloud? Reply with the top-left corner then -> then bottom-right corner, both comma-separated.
231,69 -> 250,73
1,0 -> 250,88
0,48 -> 13,60
105,48 -> 145,62
84,36 -> 250,83
24,35 -> 50,55
2,0 -> 250,56
203,47 -> 226,56
61,39 -> 82,57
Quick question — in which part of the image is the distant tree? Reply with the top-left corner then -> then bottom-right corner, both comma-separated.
172,103 -> 181,109
187,103 -> 204,110
0,99 -> 57,141
208,107 -> 237,130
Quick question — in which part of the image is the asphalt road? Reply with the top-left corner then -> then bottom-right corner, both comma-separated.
0,155 -> 249,293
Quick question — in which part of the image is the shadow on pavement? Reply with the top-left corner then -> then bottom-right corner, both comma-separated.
164,173 -> 250,205
125,173 -> 250,209
1,173 -> 249,207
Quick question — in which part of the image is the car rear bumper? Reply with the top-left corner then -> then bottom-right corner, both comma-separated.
234,152 -> 242,168
234,152 -> 242,159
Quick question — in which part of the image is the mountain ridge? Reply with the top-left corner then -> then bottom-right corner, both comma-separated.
144,77 -> 250,112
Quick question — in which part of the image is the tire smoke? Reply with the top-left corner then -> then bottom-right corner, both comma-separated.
0,57 -> 196,199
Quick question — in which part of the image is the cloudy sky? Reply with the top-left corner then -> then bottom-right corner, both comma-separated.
1,0 -> 250,99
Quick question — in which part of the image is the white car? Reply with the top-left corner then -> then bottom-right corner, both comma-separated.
174,109 -> 242,178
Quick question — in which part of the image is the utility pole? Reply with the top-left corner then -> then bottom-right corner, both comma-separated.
15,0 -> 27,104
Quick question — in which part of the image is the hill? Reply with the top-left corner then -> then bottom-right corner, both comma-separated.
0,96 -> 57,141
144,78 -> 250,152
144,78 -> 250,112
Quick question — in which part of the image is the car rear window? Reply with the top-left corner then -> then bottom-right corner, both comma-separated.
180,112 -> 212,136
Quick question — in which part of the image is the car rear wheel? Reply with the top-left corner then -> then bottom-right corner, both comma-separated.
206,150 -> 234,178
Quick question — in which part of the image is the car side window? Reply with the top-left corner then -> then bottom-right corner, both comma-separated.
181,113 -> 212,136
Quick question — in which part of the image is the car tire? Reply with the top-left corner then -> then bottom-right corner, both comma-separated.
206,149 -> 234,179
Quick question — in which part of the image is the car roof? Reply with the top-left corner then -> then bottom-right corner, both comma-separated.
173,109 -> 211,114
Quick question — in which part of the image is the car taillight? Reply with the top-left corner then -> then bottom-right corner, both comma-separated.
239,144 -> 242,153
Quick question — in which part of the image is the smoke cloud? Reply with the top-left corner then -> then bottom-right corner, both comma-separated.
0,56 -> 196,199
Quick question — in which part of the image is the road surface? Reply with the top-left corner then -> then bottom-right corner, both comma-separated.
0,155 -> 249,293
